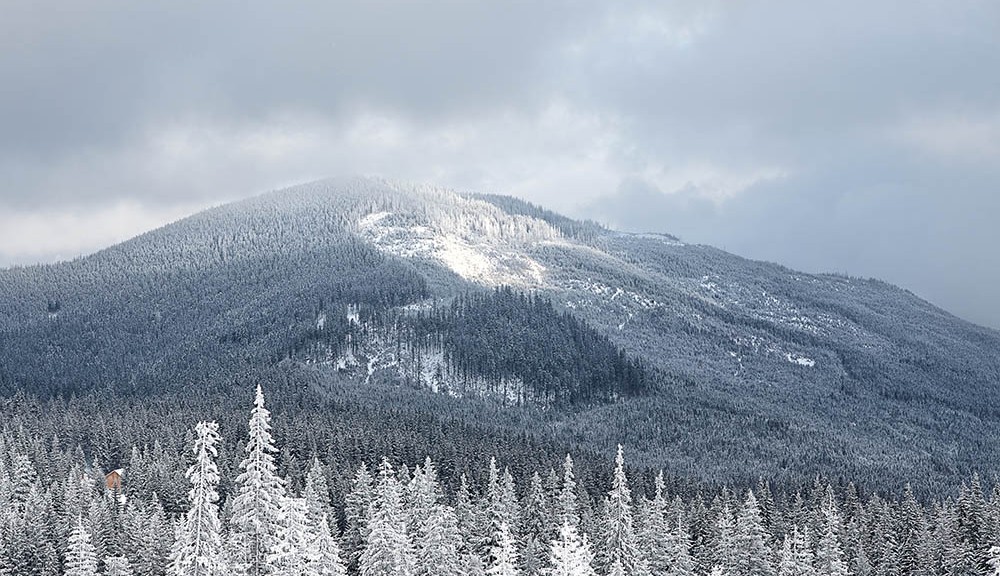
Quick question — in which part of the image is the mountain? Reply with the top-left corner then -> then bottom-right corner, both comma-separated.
2,176 -> 998,493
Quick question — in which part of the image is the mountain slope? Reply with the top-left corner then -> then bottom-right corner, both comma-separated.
1,176 -> 998,492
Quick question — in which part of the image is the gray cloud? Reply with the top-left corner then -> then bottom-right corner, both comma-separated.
1,1 -> 999,328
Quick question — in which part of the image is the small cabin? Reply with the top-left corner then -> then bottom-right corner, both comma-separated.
105,469 -> 124,492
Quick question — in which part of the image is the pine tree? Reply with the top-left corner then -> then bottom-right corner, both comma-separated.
310,513 -> 348,576
815,489 -> 848,576
776,527 -> 812,576
134,494 -> 171,576
304,458 -> 333,532
65,516 -> 99,576
230,385 -> 286,576
414,503 -> 465,576
713,501 -> 739,573
359,458 -> 416,576
557,455 -> 579,530
170,421 -> 227,576
268,496 -> 313,576
732,490 -> 773,576
343,461 -> 375,573
667,513 -> 698,576
105,556 -> 136,576
637,471 -> 671,576
487,521 -> 520,576
548,522 -> 597,576
599,445 -> 642,576
521,472 -> 552,576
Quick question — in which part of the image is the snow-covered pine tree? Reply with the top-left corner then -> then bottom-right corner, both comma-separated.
988,545 -> 1000,576
501,467 -> 521,532
268,496 -> 313,576
134,494 -> 172,576
776,527 -> 812,576
167,521 -> 188,576
599,445 -> 642,576
713,502 -> 739,573
230,385 -> 286,576
309,513 -> 348,576
487,521 -> 520,576
732,490 -> 773,576
815,489 -> 848,576
343,462 -> 376,573
637,472 -> 670,576
897,484 -> 932,575
171,421 -> 227,576
454,473 -> 484,573
548,521 -> 597,576
359,458 -> 416,576
414,503 -> 465,576
66,516 -> 99,576
407,457 -> 442,535
522,472 -> 553,576
557,455 -> 579,530
667,510 -> 697,576
105,556 -> 136,576
304,458 -> 333,531
408,459 -> 464,576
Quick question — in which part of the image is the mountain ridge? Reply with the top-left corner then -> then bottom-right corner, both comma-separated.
1,176 -> 998,492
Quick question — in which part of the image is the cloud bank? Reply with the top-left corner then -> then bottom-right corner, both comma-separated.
2,0 -> 998,327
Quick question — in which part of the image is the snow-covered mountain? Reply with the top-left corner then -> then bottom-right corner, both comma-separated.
2,176 -> 999,490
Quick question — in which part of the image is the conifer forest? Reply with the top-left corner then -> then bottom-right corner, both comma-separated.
4,382 -> 1000,576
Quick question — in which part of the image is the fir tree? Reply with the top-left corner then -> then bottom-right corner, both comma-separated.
343,461 -> 376,573
309,513 -> 348,576
815,489 -> 848,576
105,556 -> 136,576
171,421 -> 227,576
732,490 -> 773,576
599,445 -> 642,576
65,516 -> 99,576
359,458 -> 416,576
521,472 -> 552,576
487,521 -> 520,576
303,458 -> 333,532
268,497 -> 313,576
637,471 -> 671,576
230,385 -> 286,576
548,522 -> 597,576
557,455 -> 579,530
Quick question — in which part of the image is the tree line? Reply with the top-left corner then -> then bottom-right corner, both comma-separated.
7,385 -> 1000,575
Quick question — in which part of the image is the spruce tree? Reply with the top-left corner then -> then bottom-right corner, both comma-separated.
732,490 -> 773,576
521,472 -> 552,576
548,522 -> 597,576
359,458 -> 416,576
343,462 -> 375,573
171,421 -> 227,576
105,556 -> 136,576
268,496 -> 313,576
487,521 -> 520,576
637,471 -> 671,576
65,516 -> 99,576
815,490 -> 848,576
304,458 -> 333,532
310,513 -> 348,576
599,445 -> 642,576
230,385 -> 286,576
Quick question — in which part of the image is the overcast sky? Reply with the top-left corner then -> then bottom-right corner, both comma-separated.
2,1 -> 999,328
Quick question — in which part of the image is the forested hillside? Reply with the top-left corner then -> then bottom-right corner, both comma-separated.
2,177 -> 1000,494
5,385 -> 1000,576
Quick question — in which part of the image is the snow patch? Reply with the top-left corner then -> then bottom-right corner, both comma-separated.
785,353 -> 816,367
356,211 -> 548,287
